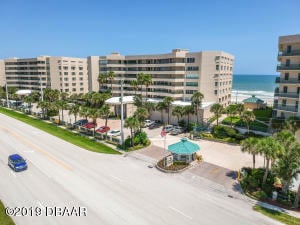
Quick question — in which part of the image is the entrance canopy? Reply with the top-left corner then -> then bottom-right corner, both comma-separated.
168,138 -> 200,155
16,90 -> 32,95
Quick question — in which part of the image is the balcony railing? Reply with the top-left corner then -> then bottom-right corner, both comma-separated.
274,91 -> 300,98
277,64 -> 300,71
278,50 -> 300,57
275,77 -> 300,84
273,104 -> 298,112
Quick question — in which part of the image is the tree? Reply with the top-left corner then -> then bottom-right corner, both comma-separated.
256,137 -> 283,185
210,103 -> 224,125
88,108 -> 101,134
225,104 -> 237,127
23,95 -> 34,114
43,89 -> 60,102
100,104 -> 111,136
172,106 -> 184,124
163,96 -> 174,125
134,107 -> 149,131
145,102 -> 155,118
55,100 -> 68,123
130,80 -> 139,95
156,102 -> 165,123
68,104 -> 80,123
191,91 -> 204,125
143,73 -> 152,100
137,73 -> 146,97
79,106 -> 89,120
107,71 -> 115,93
183,105 -> 195,126
241,137 -> 259,169
133,94 -> 143,108
124,116 -> 140,147
284,117 -> 300,135
235,103 -> 245,116
98,73 -> 107,90
37,101 -> 52,119
241,111 -> 255,134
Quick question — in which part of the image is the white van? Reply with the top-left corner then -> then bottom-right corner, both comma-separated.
163,125 -> 174,133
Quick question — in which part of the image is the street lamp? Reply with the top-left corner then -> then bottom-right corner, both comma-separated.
5,82 -> 9,108
120,78 -> 124,146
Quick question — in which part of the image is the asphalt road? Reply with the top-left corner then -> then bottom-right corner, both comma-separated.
0,113 -> 281,225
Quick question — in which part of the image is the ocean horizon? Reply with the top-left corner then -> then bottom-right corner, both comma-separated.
231,74 -> 277,105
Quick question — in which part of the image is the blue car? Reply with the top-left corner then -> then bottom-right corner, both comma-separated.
8,154 -> 28,172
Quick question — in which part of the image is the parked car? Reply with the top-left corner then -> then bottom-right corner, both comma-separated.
96,126 -> 110,133
173,126 -> 184,132
82,122 -> 97,129
73,119 -> 89,127
107,129 -> 121,136
142,120 -> 155,128
8,154 -> 28,172
162,125 -> 174,133
149,122 -> 161,129
170,128 -> 182,135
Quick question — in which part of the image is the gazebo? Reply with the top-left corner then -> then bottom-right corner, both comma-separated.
242,95 -> 265,110
168,138 -> 200,163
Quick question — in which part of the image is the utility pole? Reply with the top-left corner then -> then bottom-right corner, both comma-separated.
5,82 -> 9,108
40,74 -> 44,101
120,78 -> 124,146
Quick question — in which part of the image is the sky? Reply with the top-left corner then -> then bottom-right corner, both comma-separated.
0,0 -> 299,74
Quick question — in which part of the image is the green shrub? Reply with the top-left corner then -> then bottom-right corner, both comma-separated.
253,190 -> 268,200
133,131 -> 148,145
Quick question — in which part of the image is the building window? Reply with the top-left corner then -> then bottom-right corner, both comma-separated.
65,89 -> 69,92
100,60 -> 107,65
72,72 -> 76,75
71,66 -> 76,70
65,83 -> 69,87
72,83 -> 76,86
185,74 -> 198,79
282,99 -> 287,107
284,73 -> 289,80
72,77 -> 76,81
79,77 -> 83,81
186,66 -> 199,71
298,73 -> 300,81
64,78 -> 68,81
297,87 -> 300,94
63,66 -> 68,70
215,82 -> 218,87
64,72 -> 68,75
186,82 -> 198,86
80,88 -> 84,91
186,90 -> 197,94
216,65 -> 219,70
72,88 -> 76,92
214,90 -> 218,94
186,58 -> 195,63
80,82 -> 84,86
79,67 -> 83,70
283,86 -> 288,93
79,72 -> 83,75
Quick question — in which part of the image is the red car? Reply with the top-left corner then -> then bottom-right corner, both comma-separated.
82,122 -> 97,129
96,126 -> 110,133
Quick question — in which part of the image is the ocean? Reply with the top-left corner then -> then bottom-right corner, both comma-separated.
231,74 -> 277,105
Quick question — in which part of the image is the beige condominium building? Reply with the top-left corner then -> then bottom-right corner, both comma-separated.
88,49 -> 234,106
274,34 -> 300,118
2,56 -> 88,94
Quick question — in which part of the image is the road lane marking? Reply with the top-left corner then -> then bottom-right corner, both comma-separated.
23,150 -> 34,153
0,125 -> 72,171
168,206 -> 192,220
110,175 -> 123,182
210,168 -> 220,174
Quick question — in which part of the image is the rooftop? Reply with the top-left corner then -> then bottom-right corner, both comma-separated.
242,95 -> 264,104
168,138 -> 200,155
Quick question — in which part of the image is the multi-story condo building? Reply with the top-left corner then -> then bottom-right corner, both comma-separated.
88,49 -> 234,106
2,56 -> 88,94
273,34 -> 300,118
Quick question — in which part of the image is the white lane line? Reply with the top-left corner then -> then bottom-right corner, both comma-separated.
23,150 -> 34,153
110,175 -> 123,182
10,171 -> 16,177
168,206 -> 192,220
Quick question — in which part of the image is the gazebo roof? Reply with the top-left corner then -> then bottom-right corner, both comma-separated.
242,95 -> 264,104
168,138 -> 200,155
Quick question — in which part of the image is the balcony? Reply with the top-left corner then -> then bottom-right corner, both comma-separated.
274,91 -> 300,99
273,104 -> 298,112
277,64 -> 300,71
278,50 -> 300,57
275,77 -> 300,84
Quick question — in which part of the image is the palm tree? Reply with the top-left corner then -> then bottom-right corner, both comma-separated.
145,102 -> 155,119
55,100 -> 68,123
284,117 -> 300,134
107,71 -> 115,93
183,105 -> 195,126
43,89 -> 60,102
79,106 -> 89,120
163,96 -> 174,125
37,100 -> 51,119
23,95 -> 34,114
191,91 -> 204,125
172,106 -> 184,124
133,94 -> 143,108
241,137 -> 259,169
210,103 -> 224,125
124,116 -> 140,147
60,92 -> 68,101
134,107 -> 149,131
98,73 -> 107,91
130,80 -> 139,95
143,73 -> 152,100
68,104 -> 80,123
137,73 -> 146,97
100,104 -> 111,134
225,104 -> 237,127
241,111 -> 255,134
156,102 -> 165,123
235,103 -> 245,116
88,108 -> 101,134
256,137 -> 283,185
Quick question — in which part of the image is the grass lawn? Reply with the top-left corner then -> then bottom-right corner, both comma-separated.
253,107 -> 273,122
222,116 -> 268,132
0,200 -> 15,225
0,107 -> 120,154
253,205 -> 300,225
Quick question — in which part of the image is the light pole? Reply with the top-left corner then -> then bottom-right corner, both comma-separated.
40,74 -> 44,101
5,82 -> 9,108
120,78 -> 124,146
